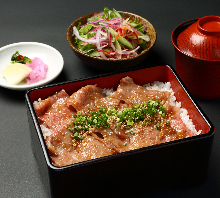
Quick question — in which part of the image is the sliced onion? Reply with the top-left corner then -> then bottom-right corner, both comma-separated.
73,26 -> 88,42
116,46 -> 140,55
96,28 -> 107,59
73,26 -> 107,44
138,35 -> 150,42
107,31 -> 116,51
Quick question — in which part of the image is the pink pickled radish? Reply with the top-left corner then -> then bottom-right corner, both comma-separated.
25,57 -> 48,84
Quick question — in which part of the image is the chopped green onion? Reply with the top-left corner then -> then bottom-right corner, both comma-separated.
166,121 -> 171,126
127,121 -> 134,126
156,122 -> 161,130
68,99 -> 167,139
129,130 -> 135,135
74,132 -> 83,140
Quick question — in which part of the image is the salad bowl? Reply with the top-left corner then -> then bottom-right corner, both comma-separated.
66,10 -> 156,72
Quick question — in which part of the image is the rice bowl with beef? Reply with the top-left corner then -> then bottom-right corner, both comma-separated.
25,65 -> 214,197
33,76 -> 202,167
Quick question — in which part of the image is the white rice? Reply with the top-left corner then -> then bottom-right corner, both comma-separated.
102,88 -> 115,97
33,98 -> 52,138
40,124 -> 53,139
179,108 -> 201,135
33,98 -> 42,108
143,81 -> 181,107
144,81 -> 201,135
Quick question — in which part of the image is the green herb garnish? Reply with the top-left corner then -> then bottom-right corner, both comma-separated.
11,51 -> 32,64
129,130 -> 135,135
156,122 -> 161,130
73,132 -> 83,140
166,121 -> 171,126
69,99 -> 166,140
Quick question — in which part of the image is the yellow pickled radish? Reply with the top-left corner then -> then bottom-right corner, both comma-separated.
0,63 -> 32,85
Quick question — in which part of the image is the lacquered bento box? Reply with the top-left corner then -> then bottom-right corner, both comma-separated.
25,65 -> 214,198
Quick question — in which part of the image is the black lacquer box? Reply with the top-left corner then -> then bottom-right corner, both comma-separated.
25,65 -> 214,198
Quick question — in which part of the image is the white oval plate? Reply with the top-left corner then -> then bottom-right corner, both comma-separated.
0,42 -> 64,91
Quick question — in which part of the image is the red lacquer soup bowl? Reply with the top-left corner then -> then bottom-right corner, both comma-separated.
171,16 -> 220,99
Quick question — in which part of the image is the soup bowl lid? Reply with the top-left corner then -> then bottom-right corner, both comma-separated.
177,15 -> 220,60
